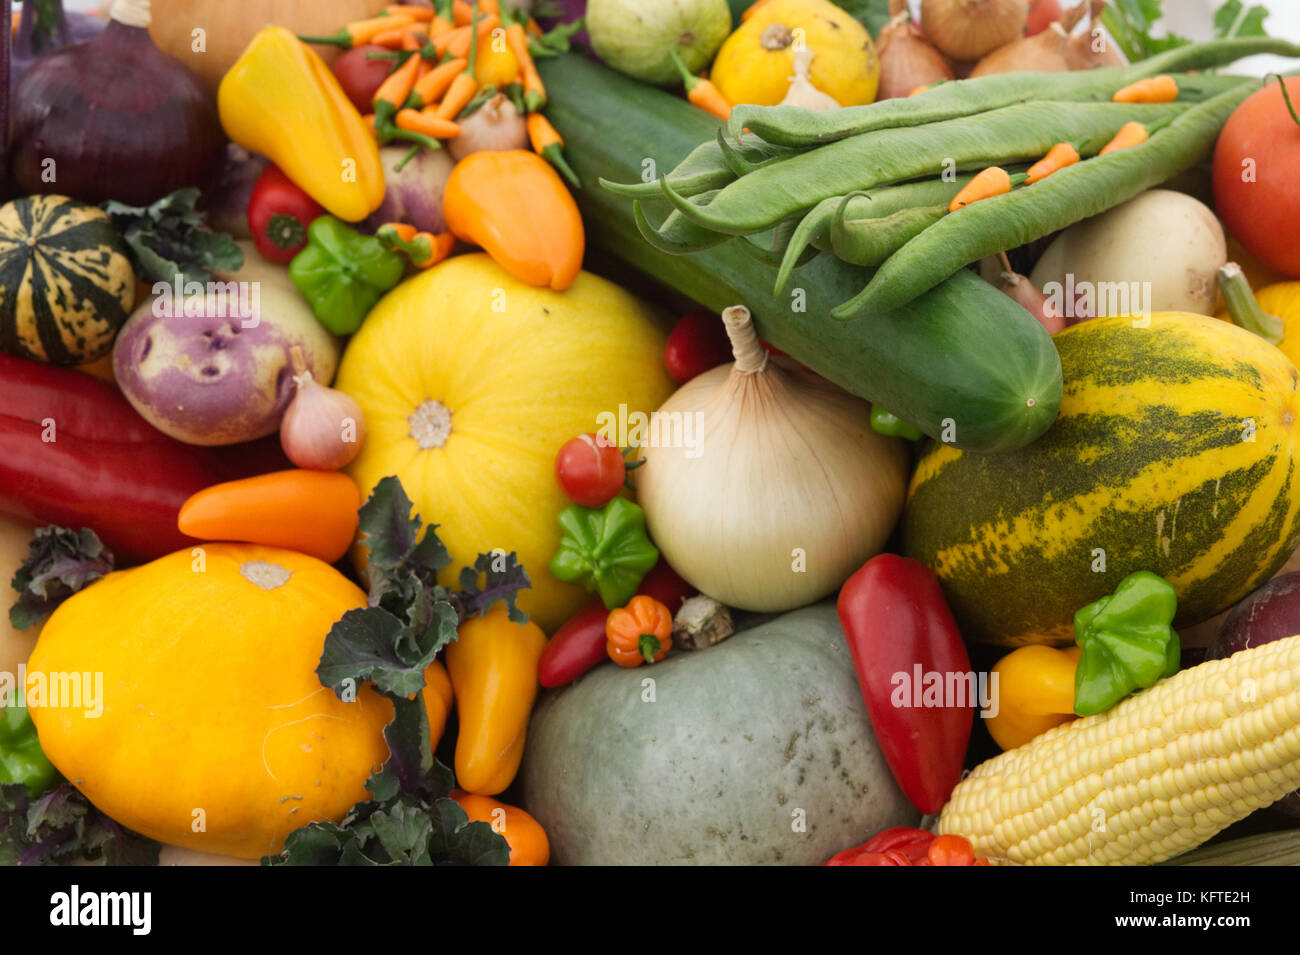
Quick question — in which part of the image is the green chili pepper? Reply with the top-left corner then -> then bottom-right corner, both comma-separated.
0,706 -> 59,796
1073,571 -> 1180,718
289,216 -> 407,335
870,406 -> 924,441
661,101 -> 1189,238
549,498 -> 659,610
725,38 -> 1300,147
831,80 -> 1263,319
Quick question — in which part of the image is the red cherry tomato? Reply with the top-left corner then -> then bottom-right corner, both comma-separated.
555,433 -> 626,508
1025,0 -> 1063,35
663,310 -> 732,384
1213,76 -> 1300,278
247,165 -> 324,265
330,44 -> 396,115
927,834 -> 977,867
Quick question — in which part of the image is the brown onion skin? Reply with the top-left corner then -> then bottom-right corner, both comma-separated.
11,20 -> 225,206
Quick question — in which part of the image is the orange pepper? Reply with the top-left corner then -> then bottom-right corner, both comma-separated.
1112,74 -> 1179,104
505,20 -> 545,110
948,166 -> 1018,211
605,595 -> 673,667
411,57 -> 468,108
387,4 -> 435,20
1100,120 -> 1150,155
1025,141 -> 1081,184
395,108 -> 462,139
443,149 -> 585,291
438,15 -> 499,59
177,470 -> 362,564
451,790 -> 550,866
435,71 -> 480,120
422,660 -> 454,751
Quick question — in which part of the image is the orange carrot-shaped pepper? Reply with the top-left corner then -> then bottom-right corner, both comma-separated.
526,112 -> 580,188
443,149 -> 584,290
505,16 -> 545,110
300,14 -> 414,49
387,4 -> 435,20
669,50 -> 730,120
1112,74 -> 1178,103
606,595 -> 673,667
451,791 -> 550,866
1099,120 -> 1150,155
435,71 -> 479,119
410,57 -> 468,108
395,108 -> 462,139
1025,141 -> 1082,184
177,470 -> 362,564
372,49 -> 423,126
948,166 -> 1025,211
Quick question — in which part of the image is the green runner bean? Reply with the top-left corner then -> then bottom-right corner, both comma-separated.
599,137 -> 734,199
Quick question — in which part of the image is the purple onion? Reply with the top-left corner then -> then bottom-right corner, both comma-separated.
10,2 -> 107,87
11,9 -> 224,206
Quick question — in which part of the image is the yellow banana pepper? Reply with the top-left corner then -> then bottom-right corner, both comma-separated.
986,645 -> 1083,751
445,608 -> 547,795
422,660 -> 454,753
218,26 -> 384,223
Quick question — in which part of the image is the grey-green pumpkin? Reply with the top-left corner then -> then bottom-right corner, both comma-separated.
0,195 -> 135,364
521,603 -> 917,865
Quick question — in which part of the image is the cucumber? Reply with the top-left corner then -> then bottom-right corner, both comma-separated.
539,54 -> 1062,453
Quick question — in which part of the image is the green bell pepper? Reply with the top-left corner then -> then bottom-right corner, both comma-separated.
549,497 -> 660,610
870,406 -> 923,441
289,216 -> 407,335
1073,570 -> 1180,717
0,706 -> 58,796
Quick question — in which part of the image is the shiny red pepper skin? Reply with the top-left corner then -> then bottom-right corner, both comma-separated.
538,559 -> 695,688
0,354 -> 287,562
662,311 -> 732,385
836,554 -> 973,815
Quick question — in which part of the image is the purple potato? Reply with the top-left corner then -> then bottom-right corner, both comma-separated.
1209,572 -> 1300,818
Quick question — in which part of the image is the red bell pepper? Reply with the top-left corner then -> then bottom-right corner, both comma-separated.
824,827 -> 986,866
662,310 -> 732,385
836,554 -> 973,815
539,559 -> 695,688
0,354 -> 288,562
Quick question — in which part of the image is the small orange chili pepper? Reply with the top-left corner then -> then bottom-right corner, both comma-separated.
949,166 -> 1023,211
435,71 -> 479,120
452,0 -> 475,25
395,108 -> 462,139
177,470 -> 362,565
377,223 -> 455,268
1112,74 -> 1179,104
300,14 -> 413,49
526,112 -> 580,188
1099,120 -> 1150,155
927,835 -> 977,866
443,149 -> 584,290
1025,141 -> 1082,184
525,17 -> 543,36
410,57 -> 468,108
908,84 -> 930,97
387,4 -> 435,20
373,23 -> 425,47
669,49 -> 730,120
430,14 -> 455,36
372,49 -> 423,125
605,595 -> 673,668
505,19 -> 545,110
451,791 -> 550,866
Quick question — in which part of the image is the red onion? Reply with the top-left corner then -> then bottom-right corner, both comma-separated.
11,0 -> 225,206
10,1 -> 107,88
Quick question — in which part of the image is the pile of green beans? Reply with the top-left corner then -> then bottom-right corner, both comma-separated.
599,37 -> 1300,320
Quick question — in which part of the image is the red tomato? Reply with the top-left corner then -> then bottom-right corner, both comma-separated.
1025,0 -> 1063,35
663,310 -> 732,384
331,44 -> 395,115
247,165 -> 324,265
555,434 -> 626,508
1213,77 -> 1300,278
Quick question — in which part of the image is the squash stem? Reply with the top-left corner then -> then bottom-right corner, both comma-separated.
1219,263 -> 1285,345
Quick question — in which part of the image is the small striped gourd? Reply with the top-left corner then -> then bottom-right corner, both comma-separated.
904,312 -> 1300,646
0,195 -> 135,365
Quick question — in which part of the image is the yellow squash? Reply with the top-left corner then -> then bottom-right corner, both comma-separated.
1217,280 -> 1300,371
334,253 -> 674,632
710,0 -> 880,107
218,26 -> 384,222
27,544 -> 392,860
445,608 -> 547,796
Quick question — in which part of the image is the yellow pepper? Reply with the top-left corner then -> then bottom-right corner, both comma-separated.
445,608 -> 547,795
986,645 -> 1083,751
422,659 -> 454,753
218,26 -> 384,223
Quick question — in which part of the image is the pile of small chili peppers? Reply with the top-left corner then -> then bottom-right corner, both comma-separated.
824,828 -> 990,866
301,1 -> 581,187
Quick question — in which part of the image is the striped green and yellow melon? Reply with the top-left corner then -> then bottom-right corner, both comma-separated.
0,195 -> 135,365
903,312 -> 1300,646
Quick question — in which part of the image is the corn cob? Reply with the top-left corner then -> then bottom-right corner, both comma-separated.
938,633 -> 1300,865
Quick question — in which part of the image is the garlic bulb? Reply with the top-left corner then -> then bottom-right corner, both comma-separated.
779,49 -> 840,111
920,0 -> 1029,63
635,306 -> 909,613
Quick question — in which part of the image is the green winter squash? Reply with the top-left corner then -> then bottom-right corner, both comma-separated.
904,312 -> 1300,646
0,195 -> 135,365
521,603 -> 917,865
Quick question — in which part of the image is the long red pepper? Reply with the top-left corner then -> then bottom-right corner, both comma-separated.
836,553 -> 974,815
0,354 -> 287,562
538,560 -> 695,688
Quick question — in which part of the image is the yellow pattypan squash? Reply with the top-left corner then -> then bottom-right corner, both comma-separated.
28,544 -> 393,860
711,0 -> 880,108
1217,281 -> 1300,370
335,254 -> 674,633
